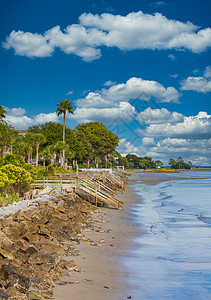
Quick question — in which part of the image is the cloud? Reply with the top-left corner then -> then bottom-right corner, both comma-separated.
137,108 -> 184,124
5,107 -> 59,129
181,77 -> 211,93
34,112 -> 59,124
66,91 -> 74,95
138,111 -> 211,139
72,102 -> 136,124
147,138 -> 211,165
142,137 -> 156,146
181,66 -> 211,93
104,80 -> 116,86
6,107 -> 27,117
204,66 -> 211,78
3,11 -> 211,60
117,136 -> 211,165
152,1 -> 166,7
76,77 -> 180,110
168,54 -> 176,60
72,77 -> 180,124
170,74 -> 179,78
117,138 -> 142,156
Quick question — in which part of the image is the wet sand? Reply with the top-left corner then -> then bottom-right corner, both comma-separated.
53,173 -> 190,300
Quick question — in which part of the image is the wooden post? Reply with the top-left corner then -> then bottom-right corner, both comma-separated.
95,188 -> 98,207
60,176 -> 62,192
43,177 -> 45,188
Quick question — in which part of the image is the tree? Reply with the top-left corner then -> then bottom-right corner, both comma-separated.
33,133 -> 46,167
177,157 -> 184,169
76,122 -> 118,167
13,140 -> 30,159
25,132 -> 36,164
54,141 -> 69,167
0,105 -> 6,121
155,160 -> 164,169
169,158 -> 176,169
56,100 -> 74,167
39,147 -> 51,168
48,144 -> 56,165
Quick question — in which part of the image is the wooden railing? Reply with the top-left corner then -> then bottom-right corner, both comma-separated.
31,175 -> 123,209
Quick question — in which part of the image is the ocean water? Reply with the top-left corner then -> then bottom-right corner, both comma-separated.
125,171 -> 211,300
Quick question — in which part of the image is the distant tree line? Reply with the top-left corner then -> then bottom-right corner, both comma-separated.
168,157 -> 193,169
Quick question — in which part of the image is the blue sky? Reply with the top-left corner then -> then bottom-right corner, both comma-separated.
1,0 -> 211,165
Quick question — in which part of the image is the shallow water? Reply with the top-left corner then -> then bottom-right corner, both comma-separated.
126,171 -> 211,300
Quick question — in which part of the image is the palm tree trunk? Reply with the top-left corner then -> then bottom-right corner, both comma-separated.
60,150 -> 62,167
43,158 -> 45,168
62,112 -> 66,167
36,144 -> 39,167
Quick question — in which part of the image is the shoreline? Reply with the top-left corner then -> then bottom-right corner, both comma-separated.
54,177 -> 142,300
54,173 -> 178,300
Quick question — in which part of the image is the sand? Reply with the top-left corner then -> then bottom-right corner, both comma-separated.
53,173 -> 192,300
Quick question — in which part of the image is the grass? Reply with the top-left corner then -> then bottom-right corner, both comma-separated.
0,193 -> 20,207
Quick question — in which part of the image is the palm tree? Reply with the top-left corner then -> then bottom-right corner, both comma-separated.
56,100 -> 73,167
48,144 -> 56,165
39,147 -> 51,168
25,132 -> 36,163
55,141 -> 69,167
14,140 -> 30,159
34,133 -> 46,167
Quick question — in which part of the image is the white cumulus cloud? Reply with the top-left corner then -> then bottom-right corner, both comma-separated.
72,102 -> 136,124
5,107 -> 59,130
3,11 -> 211,60
138,111 -> 211,139
181,66 -> 211,93
137,108 -> 184,124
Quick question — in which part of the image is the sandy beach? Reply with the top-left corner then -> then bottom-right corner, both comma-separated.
54,176 -> 140,300
54,172 -> 209,299
54,173 -> 179,300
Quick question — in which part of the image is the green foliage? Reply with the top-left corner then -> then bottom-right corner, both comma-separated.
0,170 -> 10,187
23,163 -> 38,179
155,160 -> 164,168
76,122 -> 119,157
47,164 -> 55,175
169,157 -> 192,169
0,164 -> 33,194
0,193 -> 19,207
0,105 -> 6,121
126,154 -> 157,169
56,100 -> 73,117
36,167 -> 49,177
3,154 -> 26,167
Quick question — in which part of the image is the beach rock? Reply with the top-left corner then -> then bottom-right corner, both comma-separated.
0,289 -> 8,299
0,191 -> 98,299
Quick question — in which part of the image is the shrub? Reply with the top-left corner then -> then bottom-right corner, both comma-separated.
3,154 -> 26,167
47,165 -> 55,176
0,170 -> 11,188
0,164 -> 33,194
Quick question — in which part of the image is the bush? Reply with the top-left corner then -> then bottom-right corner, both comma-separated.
0,170 -> 11,188
47,165 -> 55,176
36,167 -> 49,177
0,164 -> 33,194
23,163 -> 38,179
3,154 -> 26,167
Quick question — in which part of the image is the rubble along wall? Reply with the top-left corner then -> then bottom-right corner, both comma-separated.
0,192 -> 95,299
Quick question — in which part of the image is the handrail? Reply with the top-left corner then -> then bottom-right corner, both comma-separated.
31,175 -> 123,209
